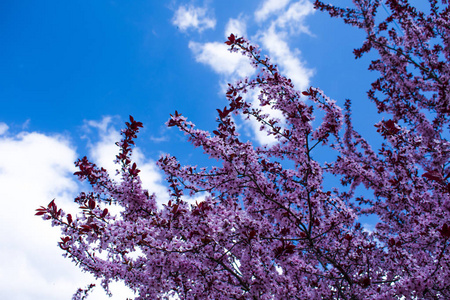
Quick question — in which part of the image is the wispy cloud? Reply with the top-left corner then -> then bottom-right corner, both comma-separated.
224,17 -> 247,38
273,0 -> 314,35
259,25 -> 313,91
0,122 -> 8,135
256,0 -> 315,91
149,135 -> 169,143
255,0 -> 291,22
188,41 -> 254,79
172,5 -> 216,33
83,116 -> 122,175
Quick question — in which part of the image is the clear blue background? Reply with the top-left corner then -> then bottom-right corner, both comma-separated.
0,0 -> 381,161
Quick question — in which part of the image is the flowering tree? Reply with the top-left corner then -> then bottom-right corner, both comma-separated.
37,0 -> 450,299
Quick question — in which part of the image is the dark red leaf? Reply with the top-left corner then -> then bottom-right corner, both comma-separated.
422,171 -> 442,182
438,223 -> 450,238
225,34 -> 235,45
88,199 -> 96,210
80,225 -> 92,232
172,204 -> 179,214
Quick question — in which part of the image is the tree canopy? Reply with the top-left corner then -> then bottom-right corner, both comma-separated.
37,0 -> 450,299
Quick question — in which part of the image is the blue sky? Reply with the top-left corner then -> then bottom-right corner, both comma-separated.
0,1 -> 383,298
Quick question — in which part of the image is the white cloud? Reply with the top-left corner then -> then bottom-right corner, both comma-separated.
253,0 -> 315,91
255,0 -> 291,22
0,122 -> 8,135
84,116 -> 122,176
131,148 -> 169,206
189,41 -> 255,79
224,17 -> 247,39
362,223 -> 375,234
259,25 -> 313,91
182,191 -> 209,207
275,0 -> 314,35
254,0 -> 315,91
0,129 -> 134,299
172,5 -> 216,33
